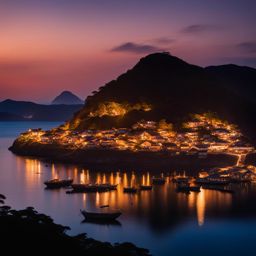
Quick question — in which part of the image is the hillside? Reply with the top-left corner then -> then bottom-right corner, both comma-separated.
10,52 -> 256,167
205,64 -> 256,104
66,52 -> 256,141
0,99 -> 83,121
51,91 -> 83,105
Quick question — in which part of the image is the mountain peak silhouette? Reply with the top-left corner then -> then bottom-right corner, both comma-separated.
52,91 -> 83,105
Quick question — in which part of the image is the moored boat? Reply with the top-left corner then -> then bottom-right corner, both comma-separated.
123,187 -> 137,193
96,183 -> 118,190
82,219 -> 122,226
71,183 -> 111,193
71,184 -> 97,192
140,185 -> 153,190
81,209 -> 122,221
44,178 -> 73,189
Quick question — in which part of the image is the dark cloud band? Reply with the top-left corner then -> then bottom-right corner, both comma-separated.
237,41 -> 256,53
182,24 -> 219,34
111,42 -> 164,54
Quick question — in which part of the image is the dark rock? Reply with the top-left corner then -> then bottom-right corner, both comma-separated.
0,195 -> 151,256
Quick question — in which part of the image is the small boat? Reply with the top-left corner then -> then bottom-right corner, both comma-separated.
81,209 -> 122,221
96,183 -> 118,190
152,177 -> 165,185
140,185 -> 153,190
82,219 -> 122,226
71,184 -> 109,193
44,179 -> 73,189
71,184 -> 96,192
123,187 -> 137,193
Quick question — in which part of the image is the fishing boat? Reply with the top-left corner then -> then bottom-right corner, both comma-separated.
82,219 -> 122,226
152,177 -> 165,185
96,183 -> 118,190
81,209 -> 122,221
140,185 -> 153,190
44,179 -> 73,189
71,184 -> 97,192
71,183 -> 111,193
123,187 -> 137,193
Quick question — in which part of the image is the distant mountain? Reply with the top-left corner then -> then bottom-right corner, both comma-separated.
51,91 -> 83,105
0,99 -> 83,121
66,52 -> 256,142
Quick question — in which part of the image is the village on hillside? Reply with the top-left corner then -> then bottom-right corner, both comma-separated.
19,113 -> 255,160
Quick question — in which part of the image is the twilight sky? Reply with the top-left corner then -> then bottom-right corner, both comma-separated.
0,0 -> 256,103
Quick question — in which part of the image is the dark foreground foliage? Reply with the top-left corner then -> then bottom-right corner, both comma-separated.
0,195 -> 150,256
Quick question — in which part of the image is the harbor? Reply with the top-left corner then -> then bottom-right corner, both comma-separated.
1,129 -> 256,255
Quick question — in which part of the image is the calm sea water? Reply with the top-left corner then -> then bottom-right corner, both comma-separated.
0,122 -> 256,256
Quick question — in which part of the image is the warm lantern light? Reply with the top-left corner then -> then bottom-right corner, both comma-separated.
197,189 -> 206,226
16,113 -> 255,167
88,101 -> 152,118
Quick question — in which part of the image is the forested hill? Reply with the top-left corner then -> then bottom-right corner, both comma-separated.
65,52 -> 256,142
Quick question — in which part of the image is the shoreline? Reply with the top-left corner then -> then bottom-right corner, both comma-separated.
9,140 -> 237,171
0,195 -> 150,256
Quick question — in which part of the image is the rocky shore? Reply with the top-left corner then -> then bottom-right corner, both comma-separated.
9,140 -> 237,171
0,194 -> 150,256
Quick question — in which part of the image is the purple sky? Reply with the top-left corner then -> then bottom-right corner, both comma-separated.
0,0 -> 255,103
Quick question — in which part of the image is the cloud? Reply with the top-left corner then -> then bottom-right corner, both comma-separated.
181,24 -> 219,34
111,42 -> 164,54
152,37 -> 175,45
237,41 -> 256,53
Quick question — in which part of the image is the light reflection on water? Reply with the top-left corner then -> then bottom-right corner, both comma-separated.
13,156 -> 236,228
1,122 -> 256,256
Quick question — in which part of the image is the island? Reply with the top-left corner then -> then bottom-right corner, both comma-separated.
9,52 -> 256,169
